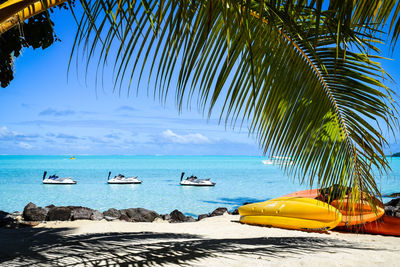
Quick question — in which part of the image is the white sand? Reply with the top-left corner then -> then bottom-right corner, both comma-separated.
1,214 -> 399,266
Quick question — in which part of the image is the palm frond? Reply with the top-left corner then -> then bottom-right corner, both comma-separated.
71,0 -> 398,204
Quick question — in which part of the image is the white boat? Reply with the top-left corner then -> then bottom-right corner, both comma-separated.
179,172 -> 216,186
262,156 -> 293,165
107,171 -> 142,184
42,171 -> 77,184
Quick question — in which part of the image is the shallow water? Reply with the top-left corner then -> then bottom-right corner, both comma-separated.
0,155 -> 399,215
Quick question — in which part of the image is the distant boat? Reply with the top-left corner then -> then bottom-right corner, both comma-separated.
42,171 -> 77,184
70,156 -> 76,160
180,172 -> 216,186
262,156 -> 293,165
107,171 -> 142,184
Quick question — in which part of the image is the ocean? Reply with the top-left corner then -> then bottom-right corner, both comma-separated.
1,155 -> 399,216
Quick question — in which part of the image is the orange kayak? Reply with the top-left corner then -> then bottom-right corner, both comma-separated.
281,189 -> 384,226
335,215 -> 400,237
282,189 -> 319,198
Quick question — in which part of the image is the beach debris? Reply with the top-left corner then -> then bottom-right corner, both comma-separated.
104,216 -> 118,221
23,202 -> 48,221
153,217 -> 168,223
385,198 -> 400,217
103,208 -> 121,219
47,207 -> 72,221
19,221 -> 40,227
210,207 -> 228,217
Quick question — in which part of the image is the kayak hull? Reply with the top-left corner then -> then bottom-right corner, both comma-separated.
281,189 -> 384,226
238,197 -> 342,231
282,189 -> 319,199
335,215 -> 400,237
240,215 -> 340,231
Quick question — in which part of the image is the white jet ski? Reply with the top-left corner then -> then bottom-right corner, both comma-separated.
42,171 -> 77,184
262,156 -> 293,165
107,171 -> 142,184
179,172 -> 216,186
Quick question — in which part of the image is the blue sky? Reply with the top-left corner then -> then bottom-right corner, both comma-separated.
0,7 -> 399,155
0,8 -> 262,155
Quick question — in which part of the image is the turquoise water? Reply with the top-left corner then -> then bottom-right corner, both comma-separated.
1,156 -> 400,216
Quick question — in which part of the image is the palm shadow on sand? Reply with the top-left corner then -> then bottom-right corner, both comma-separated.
0,227 -> 387,266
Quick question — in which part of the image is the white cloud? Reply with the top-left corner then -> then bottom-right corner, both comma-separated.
162,129 -> 210,144
0,126 -> 18,139
18,142 -> 33,150
39,108 -> 75,116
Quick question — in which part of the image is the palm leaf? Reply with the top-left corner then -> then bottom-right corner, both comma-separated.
71,0 -> 398,206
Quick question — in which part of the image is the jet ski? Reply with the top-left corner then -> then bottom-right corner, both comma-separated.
42,171 -> 77,184
180,172 -> 216,186
107,171 -> 142,184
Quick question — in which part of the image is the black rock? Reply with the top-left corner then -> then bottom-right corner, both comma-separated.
231,209 -> 239,215
24,202 -> 37,210
103,208 -> 121,219
185,216 -> 196,222
169,209 -> 187,222
124,208 -> 160,222
385,198 -> 400,207
91,210 -> 104,221
0,210 -> 9,219
23,202 -> 48,221
119,214 -> 132,222
210,207 -> 228,217
0,210 -> 12,227
384,198 -> 400,217
71,207 -> 94,220
47,207 -> 72,221
161,214 -> 171,221
197,214 -> 209,221
385,192 -> 400,198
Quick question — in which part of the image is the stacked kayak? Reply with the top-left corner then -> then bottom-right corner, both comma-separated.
282,189 -> 385,227
335,215 -> 400,236
239,187 -> 398,236
239,197 -> 342,231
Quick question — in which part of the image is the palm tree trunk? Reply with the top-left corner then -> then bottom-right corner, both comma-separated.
0,0 -> 67,34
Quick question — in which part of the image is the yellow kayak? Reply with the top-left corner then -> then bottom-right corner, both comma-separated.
239,197 -> 342,231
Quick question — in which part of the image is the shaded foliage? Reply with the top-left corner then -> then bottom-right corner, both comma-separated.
0,12 -> 56,87
0,1 -> 73,88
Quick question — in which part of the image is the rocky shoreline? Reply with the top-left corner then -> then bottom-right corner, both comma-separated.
0,202 -> 238,228
1,197 -> 399,229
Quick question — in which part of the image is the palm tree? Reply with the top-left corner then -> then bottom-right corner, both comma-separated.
1,0 -> 400,205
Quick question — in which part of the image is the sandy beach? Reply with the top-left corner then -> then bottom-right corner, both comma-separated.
1,213 -> 399,266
